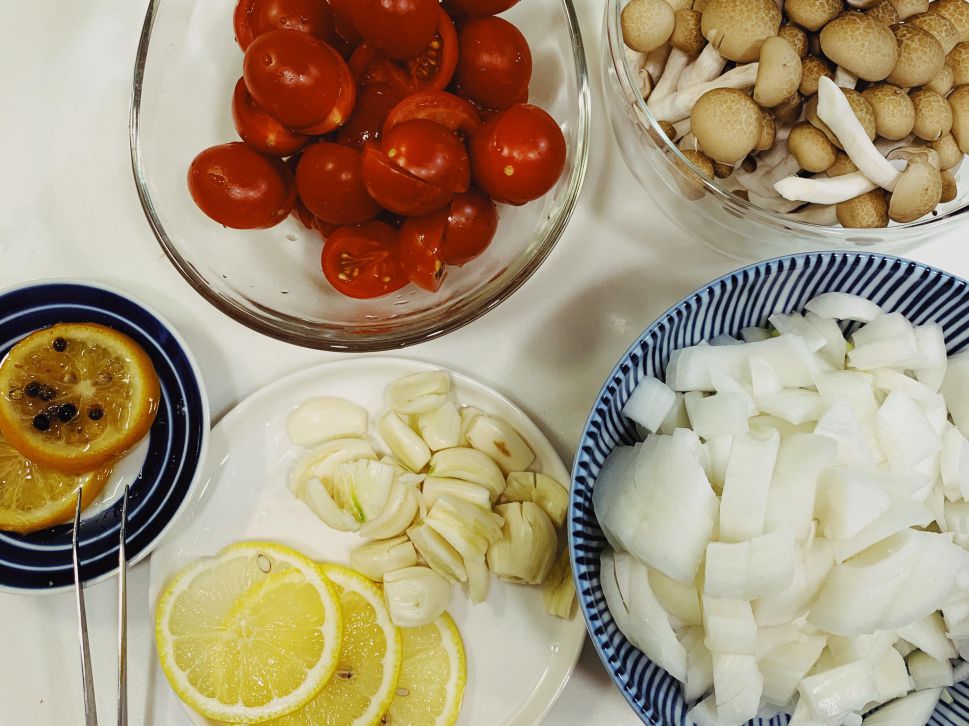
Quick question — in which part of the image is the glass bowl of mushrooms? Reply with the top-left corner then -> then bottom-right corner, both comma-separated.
603,0 -> 969,259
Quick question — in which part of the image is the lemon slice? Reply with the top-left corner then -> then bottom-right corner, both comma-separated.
0,428 -> 111,534
267,564 -> 402,726
155,542 -> 343,724
0,323 -> 160,474
383,613 -> 466,726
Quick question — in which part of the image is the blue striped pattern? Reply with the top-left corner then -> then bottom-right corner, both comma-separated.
569,252 -> 969,725
0,282 -> 207,592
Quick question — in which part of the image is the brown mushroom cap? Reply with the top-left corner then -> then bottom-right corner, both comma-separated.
887,144 -> 942,167
868,0 -> 902,25
671,9 -> 705,56
889,0 -> 929,21
622,0 -> 676,53
820,12 -> 900,81
787,0 -> 843,31
774,92 -> 805,123
908,12 -> 960,53
680,149 -> 716,179
713,161 -> 734,177
888,156 -> 944,221
806,90 -> 878,146
888,24 -> 946,87
789,121 -> 839,170
691,87 -> 764,162
948,42 -> 969,85
941,168 -> 959,201
665,0 -> 695,12
929,131 -> 965,167
931,0 -> 969,43
675,149 -> 715,201
863,83 -> 917,138
837,189 -> 890,227
801,55 -> 834,96
926,65 -> 956,95
950,84 -> 969,152
648,120 -> 678,145
757,110 -> 777,150
700,0 -> 782,62
755,37 -> 804,106
911,87 -> 955,139
829,150 -> 861,175
779,24 -> 810,57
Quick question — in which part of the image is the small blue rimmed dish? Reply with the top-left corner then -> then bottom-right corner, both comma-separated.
0,281 -> 209,593
569,252 -> 969,725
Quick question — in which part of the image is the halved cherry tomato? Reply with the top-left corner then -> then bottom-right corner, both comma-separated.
350,0 -> 439,61
470,103 -> 566,205
328,0 -> 362,44
381,119 -> 470,194
361,145 -> 453,216
383,91 -> 481,139
298,43 -> 357,134
443,0 -> 521,20
234,0 -> 335,51
296,142 -> 380,225
444,189 -> 498,264
188,142 -> 295,229
231,78 -> 310,156
399,211 -> 449,292
337,83 -> 404,150
321,221 -> 408,299
455,17 -> 532,111
243,30 -> 352,131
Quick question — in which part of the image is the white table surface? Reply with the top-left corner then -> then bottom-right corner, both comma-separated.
1,1 -> 968,724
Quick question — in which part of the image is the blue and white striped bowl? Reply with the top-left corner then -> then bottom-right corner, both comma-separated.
569,252 -> 969,725
0,281 -> 209,593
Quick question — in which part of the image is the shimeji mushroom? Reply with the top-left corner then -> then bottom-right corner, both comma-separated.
951,85 -> 969,152
754,36 -> 803,106
847,0 -> 883,8
941,168 -> 959,201
690,87 -> 764,162
670,9 -> 705,57
834,66 -> 859,88
773,92 -> 804,122
648,63 -> 760,120
680,149 -> 716,179
757,123 -> 795,166
867,0 -> 901,24
788,121 -> 838,171
700,0 -> 782,62
890,0 -> 929,20
836,188 -> 890,227
931,0 -> 969,43
645,45 -> 672,82
650,49 -> 692,102
713,160 -> 734,178
800,55 -> 833,96
888,155 -> 943,221
910,88 -> 954,140
948,42 -> 969,85
863,83 -> 916,139
779,24 -> 809,57
734,152 -> 801,196
625,49 -> 654,98
757,110 -> 777,150
886,144 -> 942,169
677,44 -> 727,89
927,65 -> 956,96
790,203 -> 840,223
786,0 -> 842,30
887,25 -> 946,88
929,132 -> 965,167
820,12 -> 900,81
828,150 -> 860,175
909,12 -> 960,53
622,0 -> 675,53
806,90 -> 878,147
747,190 -> 806,212
674,149 -> 716,201
774,170 -> 879,203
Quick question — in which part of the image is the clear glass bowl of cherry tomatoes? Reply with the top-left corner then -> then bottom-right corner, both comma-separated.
130,0 -> 590,350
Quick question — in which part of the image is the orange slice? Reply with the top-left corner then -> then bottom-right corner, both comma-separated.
0,428 -> 112,534
0,323 -> 160,474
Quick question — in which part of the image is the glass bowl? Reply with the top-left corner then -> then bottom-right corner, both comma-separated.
130,0 -> 590,351
602,0 -> 969,260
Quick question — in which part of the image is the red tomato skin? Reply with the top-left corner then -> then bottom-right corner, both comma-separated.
399,211 -> 449,292
337,82 -> 404,150
455,17 -> 532,111
295,43 -> 357,134
380,119 -> 470,194
188,142 -> 296,229
321,221 -> 408,298
444,189 -> 498,265
383,91 -> 481,138
350,0 -> 439,61
292,195 -> 317,229
243,30 -> 345,130
327,0 -> 363,44
443,0 -> 521,20
231,78 -> 310,157
234,0 -> 336,50
361,145 -> 454,216
470,104 -> 566,205
296,143 -> 380,225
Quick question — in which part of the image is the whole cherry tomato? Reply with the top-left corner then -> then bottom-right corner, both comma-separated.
328,0 -> 362,44
350,0 -> 439,61
321,221 -> 408,298
296,142 -> 380,225
233,0 -> 335,50
383,91 -> 481,138
444,189 -> 498,264
231,78 -> 310,156
292,194 -> 317,229
361,145 -> 454,216
381,119 -> 470,194
399,211 -> 449,292
455,17 -> 531,111
188,142 -> 296,229
443,0 -> 521,20
336,83 -> 404,150
243,30 -> 353,132
470,103 -> 566,205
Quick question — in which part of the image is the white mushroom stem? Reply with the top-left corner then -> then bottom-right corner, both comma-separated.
625,49 -> 653,98
748,191 -> 806,212
678,131 -> 699,150
757,124 -> 795,167
774,171 -> 879,204
735,154 -> 802,196
673,118 -> 692,140
834,67 -> 858,89
789,204 -> 840,224
874,135 -> 916,156
677,44 -> 728,90
649,63 -> 761,121
651,48 -> 692,102
817,76 -> 900,191
644,46 -> 672,84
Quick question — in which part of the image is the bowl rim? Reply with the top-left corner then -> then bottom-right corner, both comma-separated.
603,0 -> 969,239
129,0 -> 592,352
567,250 -> 969,724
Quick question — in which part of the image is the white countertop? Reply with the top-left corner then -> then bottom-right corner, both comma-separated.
1,1 -> 967,724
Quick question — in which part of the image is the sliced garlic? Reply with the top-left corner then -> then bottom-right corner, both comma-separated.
428,447 -> 506,502
543,546 -> 577,619
383,566 -> 453,627
408,522 -> 468,582
332,459 -> 397,524
465,557 -> 492,605
425,495 -> 505,563
289,438 -> 376,496
378,411 -> 431,472
287,397 -> 368,447
359,481 -> 419,540
500,472 -> 569,529
465,414 -> 536,474
417,401 -> 463,451
349,535 -> 418,581
386,371 -> 451,415
422,477 -> 492,510
487,502 -> 558,585
294,477 -> 361,532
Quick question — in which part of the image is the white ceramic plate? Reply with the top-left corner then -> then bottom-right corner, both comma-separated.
147,356 -> 585,726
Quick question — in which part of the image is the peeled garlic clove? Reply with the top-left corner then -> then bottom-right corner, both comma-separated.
465,414 -> 535,474
459,406 -> 485,441
487,502 -> 558,585
422,477 -> 492,510
287,397 -> 368,447
294,476 -> 361,532
378,455 -> 425,488
500,472 -> 569,529
385,370 -> 451,415
359,481 -> 420,539
332,459 -> 396,524
465,557 -> 491,605
428,447 -> 505,501
543,545 -> 577,618
425,495 -> 505,563
349,535 -> 418,581
417,401 -> 463,451
378,411 -> 432,472
383,566 -> 453,627
289,438 -> 376,495
408,523 -> 468,582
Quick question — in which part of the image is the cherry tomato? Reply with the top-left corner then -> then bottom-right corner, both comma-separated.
455,17 -> 532,111
321,221 -> 408,298
381,119 -> 470,194
350,0 -> 439,61
443,0 -> 521,20
296,142 -> 380,225
336,82 -> 404,150
361,145 -> 453,216
234,0 -> 335,50
383,91 -> 481,138
231,78 -> 310,156
292,194 -> 317,229
300,42 -> 357,134
188,142 -> 296,229
243,30 -> 352,131
444,189 -> 498,264
328,0 -> 362,44
399,211 -> 449,292
470,103 -> 566,205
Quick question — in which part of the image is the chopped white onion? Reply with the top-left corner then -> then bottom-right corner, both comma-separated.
622,376 -> 677,433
